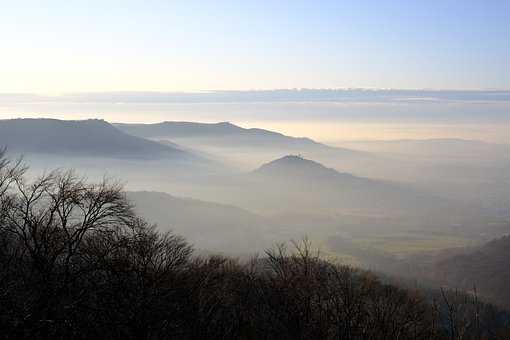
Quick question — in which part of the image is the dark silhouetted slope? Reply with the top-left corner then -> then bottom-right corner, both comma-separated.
115,121 -> 359,154
245,155 -> 460,215
127,191 -> 273,252
434,235 -> 510,307
116,121 -> 248,138
0,118 -> 192,159
254,155 -> 351,179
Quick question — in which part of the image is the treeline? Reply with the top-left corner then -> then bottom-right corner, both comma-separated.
0,151 -> 508,339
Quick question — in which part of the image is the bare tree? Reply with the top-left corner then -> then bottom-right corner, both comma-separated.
1,151 -> 508,340
0,157 -> 136,338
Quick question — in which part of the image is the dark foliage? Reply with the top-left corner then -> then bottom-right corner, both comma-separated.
0,151 -> 508,339
434,235 -> 510,309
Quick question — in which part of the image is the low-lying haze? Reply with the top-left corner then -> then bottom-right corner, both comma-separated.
1,89 -> 509,142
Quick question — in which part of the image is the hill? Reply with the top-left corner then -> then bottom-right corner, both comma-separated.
245,155 -> 456,216
254,154 -> 352,179
0,118 -> 192,159
115,121 -> 325,147
1,157 -> 508,339
114,121 -> 389,178
433,235 -> 510,307
114,121 -> 373,160
127,191 -> 274,253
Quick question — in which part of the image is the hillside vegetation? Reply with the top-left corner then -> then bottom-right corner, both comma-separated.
0,118 -> 190,159
0,151 -> 509,339
434,235 -> 510,308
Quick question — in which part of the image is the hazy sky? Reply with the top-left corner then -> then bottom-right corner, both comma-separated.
1,90 -> 509,142
1,0 -> 509,93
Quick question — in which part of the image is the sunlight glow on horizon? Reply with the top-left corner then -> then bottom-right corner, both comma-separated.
1,1 -> 509,93
1,1 -> 508,143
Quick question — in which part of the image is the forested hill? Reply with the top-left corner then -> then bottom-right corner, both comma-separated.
0,151 -> 509,339
435,235 -> 510,307
0,118 -> 193,159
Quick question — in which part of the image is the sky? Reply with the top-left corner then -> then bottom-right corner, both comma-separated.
1,1 -> 509,142
1,0 -> 509,93
1,92 -> 509,142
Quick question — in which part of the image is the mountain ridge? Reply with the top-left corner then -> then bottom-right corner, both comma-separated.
114,121 -> 360,154
0,118 -> 195,160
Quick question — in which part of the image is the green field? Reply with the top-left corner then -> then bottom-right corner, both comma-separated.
350,233 -> 476,256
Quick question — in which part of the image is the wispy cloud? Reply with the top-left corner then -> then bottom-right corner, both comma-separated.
2,89 -> 510,104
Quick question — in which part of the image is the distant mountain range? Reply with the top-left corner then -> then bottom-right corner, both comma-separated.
338,138 -> 510,161
0,118 -> 194,159
115,121 -> 361,154
114,121 -> 376,174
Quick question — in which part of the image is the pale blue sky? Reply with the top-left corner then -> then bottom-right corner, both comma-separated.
1,0 -> 509,92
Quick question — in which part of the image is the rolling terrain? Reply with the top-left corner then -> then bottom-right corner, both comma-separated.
0,118 -> 193,159
127,191 -> 276,253
115,121 -> 373,171
433,235 -> 510,308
